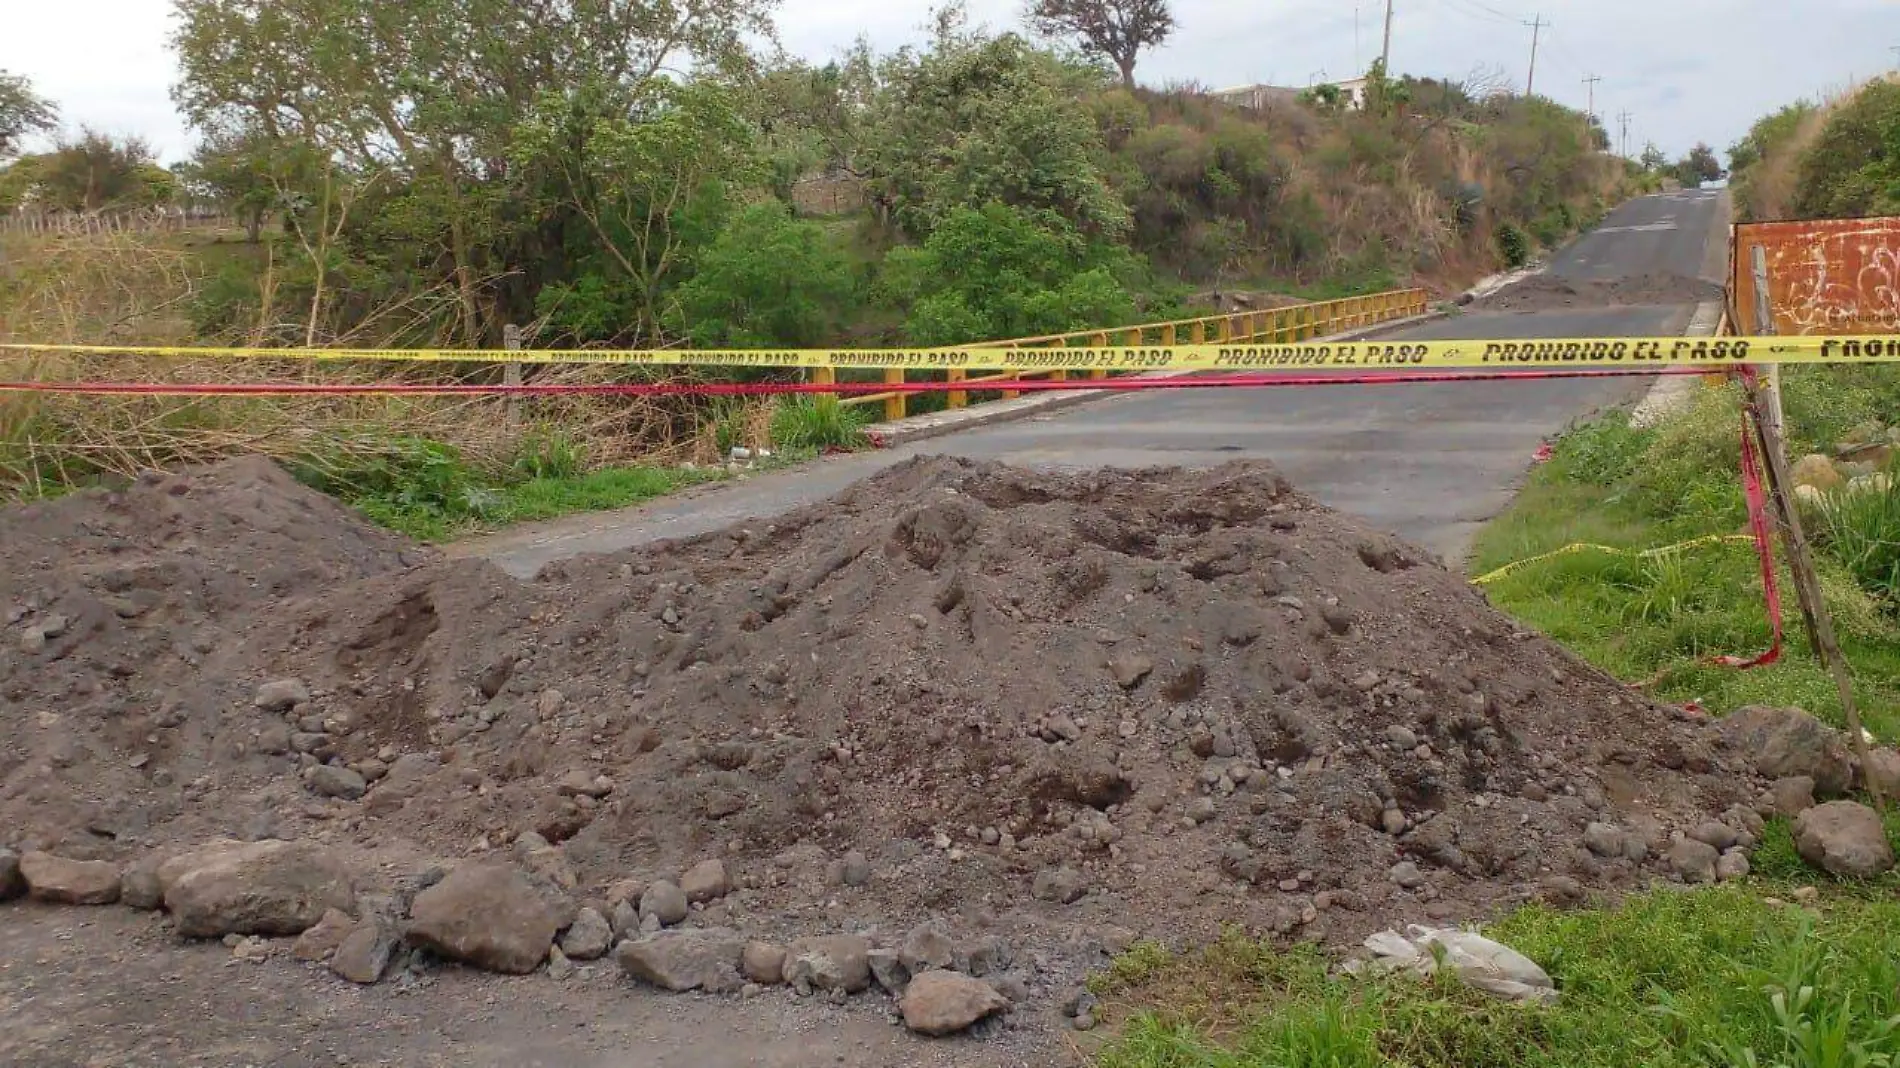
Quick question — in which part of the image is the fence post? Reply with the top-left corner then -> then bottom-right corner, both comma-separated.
947,368 -> 967,409
884,367 -> 906,422
502,323 -> 523,430
811,364 -> 836,404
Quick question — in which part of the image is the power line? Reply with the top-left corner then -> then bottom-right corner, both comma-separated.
1524,15 -> 1547,97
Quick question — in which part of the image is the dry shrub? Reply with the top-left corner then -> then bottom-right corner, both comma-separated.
0,229 -> 717,499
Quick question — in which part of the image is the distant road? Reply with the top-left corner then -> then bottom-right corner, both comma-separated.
461,189 -> 1731,577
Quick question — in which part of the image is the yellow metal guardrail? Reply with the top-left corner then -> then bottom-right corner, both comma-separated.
827,288 -> 1431,421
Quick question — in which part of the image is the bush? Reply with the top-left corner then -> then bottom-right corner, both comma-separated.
1817,465 -> 1900,606
882,202 -> 1138,344
769,395 -> 868,451
668,202 -> 855,347
1495,222 -> 1531,267
1793,81 -> 1900,219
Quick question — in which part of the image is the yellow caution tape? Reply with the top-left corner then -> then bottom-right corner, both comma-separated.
1471,533 -> 1758,586
5,336 -> 1899,370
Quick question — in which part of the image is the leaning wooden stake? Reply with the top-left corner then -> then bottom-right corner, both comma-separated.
1738,368 -> 1884,811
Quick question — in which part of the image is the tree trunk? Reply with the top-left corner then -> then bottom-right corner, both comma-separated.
1117,57 -> 1136,89
246,208 -> 262,244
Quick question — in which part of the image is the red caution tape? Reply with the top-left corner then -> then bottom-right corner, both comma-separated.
1712,370 -> 1783,669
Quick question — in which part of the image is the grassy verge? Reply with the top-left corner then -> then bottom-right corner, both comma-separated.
1470,369 -> 1900,738
1094,881 -> 1900,1068
339,461 -> 731,542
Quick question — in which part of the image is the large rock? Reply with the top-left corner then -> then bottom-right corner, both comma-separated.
0,848 -> 24,901
783,934 -> 873,995
899,923 -> 956,975
1794,801 -> 1896,878
1861,750 -> 1900,797
680,859 -> 730,904
20,853 -> 121,905
1667,839 -> 1719,884
309,765 -> 368,801
900,970 -> 1011,1035
163,840 -> 355,938
406,863 -> 566,975
1767,776 -> 1817,818
616,928 -> 746,993
1716,706 -> 1854,797
743,941 -> 787,985
120,857 -> 165,910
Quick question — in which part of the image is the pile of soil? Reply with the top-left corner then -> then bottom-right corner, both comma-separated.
1477,272 -> 1725,312
1,456 -> 1757,991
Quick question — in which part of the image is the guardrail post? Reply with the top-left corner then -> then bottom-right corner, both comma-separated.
884,367 -> 906,421
502,323 -> 523,429
1161,324 -> 1177,346
947,368 -> 967,409
811,365 -> 836,403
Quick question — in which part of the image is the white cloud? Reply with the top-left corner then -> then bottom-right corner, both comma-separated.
2,0 -> 1894,163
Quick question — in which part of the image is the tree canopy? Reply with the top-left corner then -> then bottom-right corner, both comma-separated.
1026,0 -> 1174,88
0,71 -> 57,159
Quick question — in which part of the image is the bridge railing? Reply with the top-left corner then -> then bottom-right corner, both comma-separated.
827,287 -> 1432,422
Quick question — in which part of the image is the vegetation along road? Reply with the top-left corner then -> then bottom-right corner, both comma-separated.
463,189 -> 1732,579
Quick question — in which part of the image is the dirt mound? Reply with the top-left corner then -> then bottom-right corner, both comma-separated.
1477,272 -> 1724,312
1,456 -> 1756,985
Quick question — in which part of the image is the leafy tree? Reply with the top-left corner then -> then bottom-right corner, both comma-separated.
1674,142 -> 1722,187
0,71 -> 56,159
176,127 -> 321,241
1793,81 -> 1900,219
31,131 -> 170,212
1639,142 -> 1667,172
668,202 -> 854,346
1025,0 -> 1174,89
171,0 -> 774,343
882,201 -> 1136,343
1729,102 -> 1816,175
861,31 -> 1129,240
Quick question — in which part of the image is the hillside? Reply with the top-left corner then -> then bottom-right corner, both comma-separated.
1730,75 -> 1900,222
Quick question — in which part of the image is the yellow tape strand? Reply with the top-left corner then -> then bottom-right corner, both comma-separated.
4,336 -> 1898,370
1471,533 -> 1758,586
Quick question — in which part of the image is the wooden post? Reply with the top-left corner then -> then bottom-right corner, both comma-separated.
947,368 -> 967,409
501,323 -> 524,430
1750,245 -> 1786,436
1739,371 -> 1884,811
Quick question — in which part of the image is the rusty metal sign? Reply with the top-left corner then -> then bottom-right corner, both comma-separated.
1732,217 -> 1900,335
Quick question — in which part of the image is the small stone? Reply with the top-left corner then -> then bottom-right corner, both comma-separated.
1108,652 -> 1154,689
899,923 -> 956,975
1388,861 -> 1425,890
900,970 -> 1011,1036
1073,1012 -> 1098,1032
546,944 -> 574,981
253,679 -> 310,712
1043,714 -> 1082,743
1717,851 -> 1751,882
119,862 -> 164,910
1031,866 -> 1087,904
839,850 -> 872,887
331,917 -> 398,984
292,908 -> 357,962
640,881 -> 690,926
0,849 -> 25,901
537,689 -> 566,719
1667,839 -> 1720,884
1582,822 -> 1625,858
560,907 -> 613,961
743,941 -> 788,985
869,947 -> 910,994
980,827 -> 1000,846
1768,776 -> 1818,818
309,765 -> 368,801
1689,822 -> 1740,852
19,852 -> 121,905
1793,886 -> 1820,905
1185,797 -> 1218,825
610,899 -> 641,939
783,934 -> 872,995
1384,725 -> 1418,749
1540,875 -> 1585,904
1380,809 -> 1407,836
680,859 -> 731,904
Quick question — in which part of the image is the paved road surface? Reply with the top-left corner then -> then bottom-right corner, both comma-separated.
461,190 -> 1729,578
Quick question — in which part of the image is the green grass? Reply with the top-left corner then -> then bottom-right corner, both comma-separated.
1467,374 -> 1900,738
1095,888 -> 1900,1068
349,462 -> 726,541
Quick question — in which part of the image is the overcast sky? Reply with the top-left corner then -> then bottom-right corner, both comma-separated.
3,0 -> 1895,164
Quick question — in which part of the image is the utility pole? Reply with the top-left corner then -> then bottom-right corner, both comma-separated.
1582,73 -> 1602,120
1618,110 -> 1632,159
1381,0 -> 1395,73
1524,15 -> 1547,97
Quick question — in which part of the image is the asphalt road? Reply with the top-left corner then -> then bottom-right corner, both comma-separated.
463,190 -> 1729,577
